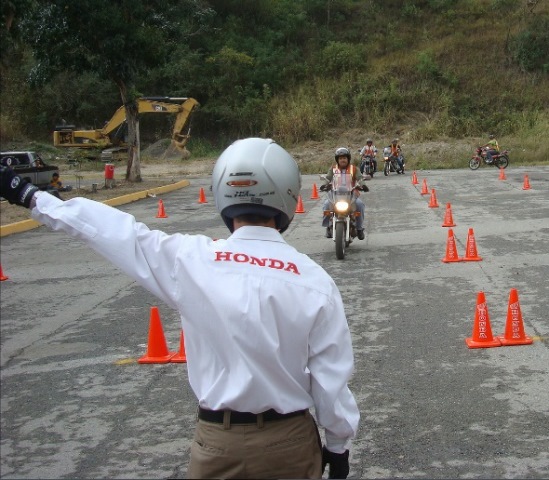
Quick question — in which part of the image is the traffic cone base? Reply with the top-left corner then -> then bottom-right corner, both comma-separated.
428,188 -> 439,208
138,307 -> 176,364
295,195 -> 305,213
0,264 -> 8,282
420,178 -> 429,195
442,203 -> 456,227
171,329 -> 188,363
198,187 -> 208,203
466,337 -> 502,348
522,175 -> 531,190
156,199 -> 168,218
497,289 -> 533,346
463,227 -> 482,262
466,291 -> 501,349
442,228 -> 462,263
310,183 -> 320,200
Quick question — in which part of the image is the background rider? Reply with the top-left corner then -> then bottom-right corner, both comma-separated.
482,134 -> 499,164
389,138 -> 405,172
359,138 -> 378,174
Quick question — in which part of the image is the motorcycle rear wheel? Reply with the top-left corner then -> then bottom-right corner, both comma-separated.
496,155 -> 509,169
335,222 -> 346,260
469,158 -> 480,170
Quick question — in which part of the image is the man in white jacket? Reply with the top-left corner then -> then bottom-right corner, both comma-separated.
0,138 -> 359,479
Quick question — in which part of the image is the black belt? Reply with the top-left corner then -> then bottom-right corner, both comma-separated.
198,407 -> 307,424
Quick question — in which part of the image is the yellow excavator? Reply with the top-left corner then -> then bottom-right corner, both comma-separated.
53,97 -> 199,156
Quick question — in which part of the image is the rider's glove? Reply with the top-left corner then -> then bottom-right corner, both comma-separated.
361,184 -> 369,192
319,183 -> 331,192
322,446 -> 350,479
0,166 -> 40,208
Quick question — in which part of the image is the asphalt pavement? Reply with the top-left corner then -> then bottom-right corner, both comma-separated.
1,166 -> 548,479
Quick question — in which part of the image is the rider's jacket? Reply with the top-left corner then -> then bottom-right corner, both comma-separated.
360,145 -> 377,157
486,139 -> 499,151
326,164 -> 359,187
389,144 -> 401,156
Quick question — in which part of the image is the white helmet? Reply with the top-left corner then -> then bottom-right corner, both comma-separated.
211,138 -> 301,233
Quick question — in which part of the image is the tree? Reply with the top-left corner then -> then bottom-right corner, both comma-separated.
24,0 -> 212,181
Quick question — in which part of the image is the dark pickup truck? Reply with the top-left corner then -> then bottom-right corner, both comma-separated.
0,151 -> 59,189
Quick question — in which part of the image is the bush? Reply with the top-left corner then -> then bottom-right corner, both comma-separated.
319,41 -> 367,75
511,17 -> 549,73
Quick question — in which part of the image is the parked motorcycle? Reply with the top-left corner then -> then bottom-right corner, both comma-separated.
469,147 -> 510,170
358,150 -> 376,177
382,147 -> 404,175
320,172 -> 367,260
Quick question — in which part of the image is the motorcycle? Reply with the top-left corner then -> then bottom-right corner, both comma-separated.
382,147 -> 404,175
359,153 -> 376,177
469,147 -> 510,170
320,172 -> 367,260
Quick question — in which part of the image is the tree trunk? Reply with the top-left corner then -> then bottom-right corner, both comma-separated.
118,83 -> 142,182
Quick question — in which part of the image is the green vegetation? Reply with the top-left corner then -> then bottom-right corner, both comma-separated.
1,0 -> 548,167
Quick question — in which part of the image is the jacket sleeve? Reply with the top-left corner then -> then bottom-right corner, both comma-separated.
308,286 -> 360,453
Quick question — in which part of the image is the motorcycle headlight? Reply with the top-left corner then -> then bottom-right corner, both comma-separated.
335,201 -> 349,212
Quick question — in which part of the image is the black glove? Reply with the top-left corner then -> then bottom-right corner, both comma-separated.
319,183 -> 331,192
0,166 -> 40,208
322,446 -> 350,479
361,184 -> 369,192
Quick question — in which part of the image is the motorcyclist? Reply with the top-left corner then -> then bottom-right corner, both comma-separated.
389,138 -> 404,173
482,134 -> 499,164
359,138 -> 378,174
320,147 -> 368,240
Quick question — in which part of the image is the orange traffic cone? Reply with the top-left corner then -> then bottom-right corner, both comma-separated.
497,289 -> 533,346
498,167 -> 506,180
156,199 -> 168,218
198,187 -> 208,204
420,178 -> 429,195
311,183 -> 320,200
442,228 -> 462,263
138,307 -> 176,364
462,228 -> 482,261
411,171 -> 418,185
442,203 -> 456,227
0,264 -> 9,281
522,175 -> 531,190
466,291 -> 501,348
171,329 -> 188,362
295,195 -> 305,213
428,188 -> 439,208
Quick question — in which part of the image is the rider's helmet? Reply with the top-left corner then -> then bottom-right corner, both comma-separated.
489,134 -> 495,139
392,138 -> 398,144
366,138 -> 373,144
334,147 -> 351,165
211,138 -> 301,233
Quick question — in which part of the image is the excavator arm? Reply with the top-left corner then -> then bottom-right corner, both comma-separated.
53,97 -> 200,153
170,98 -> 200,151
